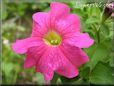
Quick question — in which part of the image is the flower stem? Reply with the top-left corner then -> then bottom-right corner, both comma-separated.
97,26 -> 100,43
51,73 -> 59,84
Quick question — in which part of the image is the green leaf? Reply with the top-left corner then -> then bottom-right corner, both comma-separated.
79,67 -> 90,81
86,17 -> 98,24
2,62 -> 14,77
90,62 -> 114,84
109,55 -> 114,67
60,75 -> 80,84
100,24 -> 110,36
86,7 -> 101,17
86,43 -> 110,69
1,11 -> 8,20
84,44 -> 97,58
2,62 -> 14,83
36,73 -> 45,85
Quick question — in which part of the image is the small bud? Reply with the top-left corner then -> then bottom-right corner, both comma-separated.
102,2 -> 114,22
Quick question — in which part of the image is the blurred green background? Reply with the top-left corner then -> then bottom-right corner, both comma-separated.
1,0 -> 114,85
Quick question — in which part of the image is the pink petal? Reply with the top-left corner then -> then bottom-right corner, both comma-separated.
24,45 -> 47,68
64,33 -> 94,48
36,47 -> 78,80
60,43 -> 89,67
55,14 -> 80,35
12,37 -> 43,54
32,12 -> 49,37
56,48 -> 79,78
36,47 -> 55,81
39,66 -> 54,81
24,53 -> 36,68
50,2 -> 70,20
46,2 -> 72,29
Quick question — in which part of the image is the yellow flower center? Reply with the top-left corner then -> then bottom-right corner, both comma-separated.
43,31 -> 62,46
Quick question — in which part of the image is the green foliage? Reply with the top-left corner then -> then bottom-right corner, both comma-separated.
90,62 -> 114,84
35,73 -> 45,84
2,1 -> 114,85
85,43 -> 111,69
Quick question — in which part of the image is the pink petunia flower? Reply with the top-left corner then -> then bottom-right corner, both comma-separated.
12,2 -> 94,81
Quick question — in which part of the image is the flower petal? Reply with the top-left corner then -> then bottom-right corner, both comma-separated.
60,43 -> 89,67
32,12 -> 49,37
56,48 -> 79,78
64,33 -> 94,48
24,44 -> 47,68
35,47 -> 78,80
12,37 -> 43,54
50,2 -> 70,19
35,47 -> 55,81
24,53 -> 36,68
55,14 -> 80,35
48,2 -> 70,28
39,66 -> 54,81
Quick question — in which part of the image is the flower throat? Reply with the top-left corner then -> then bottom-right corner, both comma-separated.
43,31 -> 62,46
